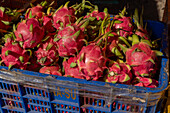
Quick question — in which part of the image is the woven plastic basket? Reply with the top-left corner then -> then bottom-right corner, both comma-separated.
0,20 -> 168,113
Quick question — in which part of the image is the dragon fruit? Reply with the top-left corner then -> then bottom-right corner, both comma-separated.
125,42 -> 157,77
55,23 -> 86,57
14,18 -> 44,49
63,57 -> 85,79
133,76 -> 158,88
39,65 -> 62,76
1,40 -> 30,70
77,44 -> 107,80
53,2 -> 76,30
25,5 -> 43,19
113,16 -> 133,37
35,36 -> 59,66
43,16 -> 55,33
84,8 -> 109,41
0,6 -> 11,30
105,62 -> 132,84
0,1 -> 163,89
113,7 -> 133,38
84,10 -> 106,21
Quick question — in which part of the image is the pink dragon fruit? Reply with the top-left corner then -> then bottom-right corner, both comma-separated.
35,36 -> 59,66
63,57 -> 85,79
1,40 -> 30,70
25,5 -> 43,19
39,65 -> 62,76
135,27 -> 150,40
0,7 -> 11,30
43,16 -> 55,33
77,44 -> 107,80
84,10 -> 107,20
84,8 -> 109,41
133,76 -> 158,88
125,42 -> 157,77
55,24 -> 85,57
14,18 -> 44,49
113,16 -> 133,37
105,62 -> 132,84
53,2 -> 76,30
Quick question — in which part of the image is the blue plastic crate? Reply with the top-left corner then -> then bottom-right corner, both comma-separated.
0,20 -> 168,113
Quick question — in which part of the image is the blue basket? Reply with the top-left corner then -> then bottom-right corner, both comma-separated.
0,20 -> 168,113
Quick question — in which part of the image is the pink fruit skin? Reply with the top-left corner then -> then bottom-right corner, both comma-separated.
1,41 -> 29,70
35,37 -> 58,66
43,16 -> 55,33
63,57 -> 85,79
53,7 -> 75,30
39,65 -> 62,76
133,76 -> 158,88
25,5 -> 43,19
114,16 -> 133,37
126,42 -> 156,77
56,24 -> 85,57
135,22 -> 150,40
0,8 -> 11,30
84,10 -> 106,20
14,18 -> 44,49
77,44 -> 106,80
106,62 -> 132,84
135,30 -> 149,40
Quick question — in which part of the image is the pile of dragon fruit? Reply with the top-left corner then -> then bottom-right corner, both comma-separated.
0,1 -> 163,88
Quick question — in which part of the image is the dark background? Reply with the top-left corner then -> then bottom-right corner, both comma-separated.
0,0 -> 165,21
56,0 -> 162,21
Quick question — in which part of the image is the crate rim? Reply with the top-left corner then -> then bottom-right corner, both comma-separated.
0,57 -> 168,94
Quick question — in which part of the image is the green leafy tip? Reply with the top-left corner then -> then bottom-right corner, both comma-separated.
1,20 -> 11,25
29,24 -> 33,32
8,64 -> 13,70
19,56 -> 24,63
154,50 -> 163,56
70,62 -> 77,68
5,50 -> 11,56
132,34 -> 139,46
